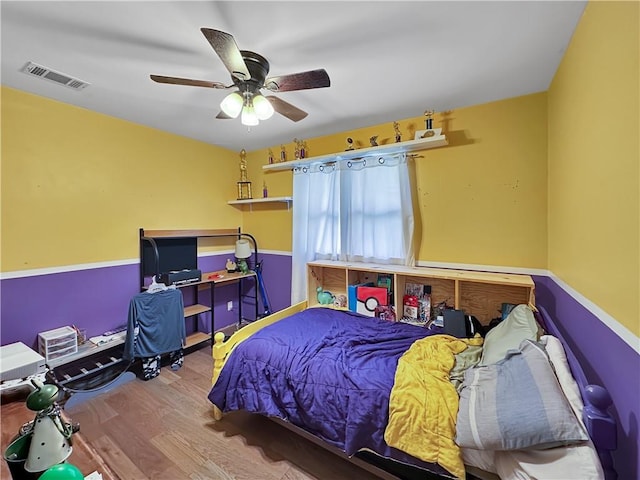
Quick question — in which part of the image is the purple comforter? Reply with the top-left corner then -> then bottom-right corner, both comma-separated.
208,307 -> 440,466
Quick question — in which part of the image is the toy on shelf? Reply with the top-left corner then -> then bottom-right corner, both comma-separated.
316,287 -> 335,305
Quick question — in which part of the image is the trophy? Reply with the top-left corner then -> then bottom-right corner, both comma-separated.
296,138 -> 307,159
280,144 -> 287,162
370,135 -> 379,147
237,149 -> 252,199
415,109 -> 442,140
422,110 -> 435,137
393,121 -> 402,143
293,138 -> 301,159
268,148 -> 274,165
345,137 -> 355,151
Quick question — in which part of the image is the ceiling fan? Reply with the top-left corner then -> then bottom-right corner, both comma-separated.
150,28 -> 330,126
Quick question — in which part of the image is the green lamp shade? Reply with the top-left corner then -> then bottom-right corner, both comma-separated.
26,383 -> 59,411
39,463 -> 84,480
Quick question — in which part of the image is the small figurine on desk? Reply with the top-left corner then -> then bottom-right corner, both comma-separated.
237,258 -> 249,275
225,258 -> 237,273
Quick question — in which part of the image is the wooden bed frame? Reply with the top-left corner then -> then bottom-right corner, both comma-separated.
210,292 -> 618,480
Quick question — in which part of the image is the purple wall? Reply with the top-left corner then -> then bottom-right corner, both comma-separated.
534,275 -> 639,480
2,260 -> 633,477
0,253 -> 292,351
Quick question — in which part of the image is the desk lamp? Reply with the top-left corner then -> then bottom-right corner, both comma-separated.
23,379 -> 74,473
234,239 -> 252,274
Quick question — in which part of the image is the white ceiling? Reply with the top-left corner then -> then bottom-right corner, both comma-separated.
1,1 -> 586,152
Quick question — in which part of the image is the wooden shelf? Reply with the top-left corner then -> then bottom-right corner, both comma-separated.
227,196 -> 292,205
184,304 -> 212,317
185,331 -> 211,349
306,260 -> 535,325
141,228 -> 239,239
263,135 -> 448,172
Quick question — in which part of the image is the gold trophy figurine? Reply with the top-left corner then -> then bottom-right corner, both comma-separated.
239,149 -> 248,181
295,138 -> 307,159
237,148 -> 252,199
345,137 -> 355,151
393,121 -> 402,143
268,148 -> 274,165
370,135 -> 379,147
280,144 -> 287,162
293,138 -> 301,159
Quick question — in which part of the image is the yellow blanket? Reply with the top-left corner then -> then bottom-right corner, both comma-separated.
384,334 -> 483,479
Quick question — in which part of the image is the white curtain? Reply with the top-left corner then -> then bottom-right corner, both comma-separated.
291,154 -> 414,304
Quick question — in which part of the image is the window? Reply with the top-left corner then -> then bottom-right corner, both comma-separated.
291,154 -> 414,303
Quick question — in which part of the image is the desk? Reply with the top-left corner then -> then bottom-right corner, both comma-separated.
180,269 -> 258,349
139,228 -> 262,348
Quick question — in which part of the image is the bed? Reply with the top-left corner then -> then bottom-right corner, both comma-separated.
208,292 -> 617,479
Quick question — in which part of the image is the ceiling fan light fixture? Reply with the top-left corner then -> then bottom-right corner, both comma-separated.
253,94 -> 274,120
220,91 -> 243,118
241,103 -> 259,126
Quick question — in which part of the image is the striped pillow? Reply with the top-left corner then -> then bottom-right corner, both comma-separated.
456,339 -> 588,451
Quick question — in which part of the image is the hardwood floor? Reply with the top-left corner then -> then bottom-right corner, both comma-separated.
63,348 -> 389,480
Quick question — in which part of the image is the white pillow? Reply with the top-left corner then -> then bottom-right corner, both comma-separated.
479,304 -> 539,366
461,448 -> 497,474
541,335 -> 586,428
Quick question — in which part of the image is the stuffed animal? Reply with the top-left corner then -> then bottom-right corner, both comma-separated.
334,294 -> 348,309
316,287 -> 335,305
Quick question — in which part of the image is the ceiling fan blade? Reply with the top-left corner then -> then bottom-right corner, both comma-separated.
150,75 -> 229,89
200,28 -> 251,81
264,69 -> 330,92
266,96 -> 308,122
216,111 -> 232,119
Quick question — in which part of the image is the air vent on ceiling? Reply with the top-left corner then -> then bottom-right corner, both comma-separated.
20,61 -> 89,91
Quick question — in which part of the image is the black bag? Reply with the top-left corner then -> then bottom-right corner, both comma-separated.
443,309 -> 486,338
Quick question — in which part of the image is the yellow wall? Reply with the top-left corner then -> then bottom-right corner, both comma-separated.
548,1 -> 639,335
243,93 -> 549,269
2,1 -> 635,337
1,87 -> 240,271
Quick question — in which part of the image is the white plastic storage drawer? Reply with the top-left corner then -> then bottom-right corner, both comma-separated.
38,326 -> 78,362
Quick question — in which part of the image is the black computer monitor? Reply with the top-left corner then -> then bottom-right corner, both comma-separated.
142,237 -> 198,276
